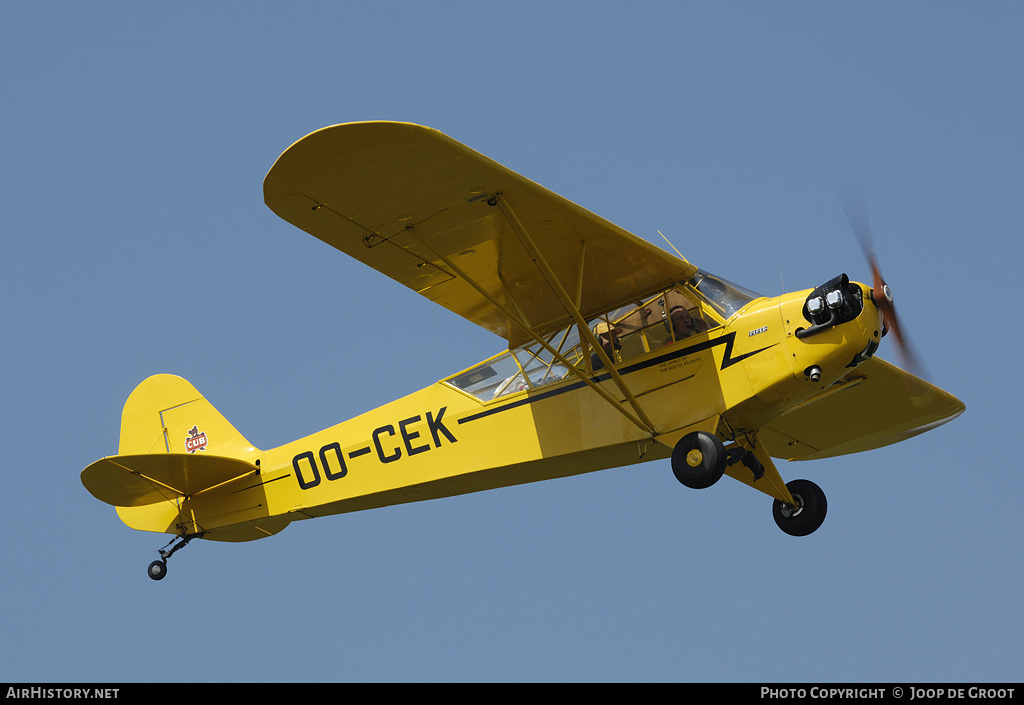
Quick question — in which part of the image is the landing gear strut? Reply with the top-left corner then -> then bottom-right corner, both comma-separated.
147,533 -> 201,581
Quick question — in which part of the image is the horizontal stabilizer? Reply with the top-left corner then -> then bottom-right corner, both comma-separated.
82,453 -> 258,507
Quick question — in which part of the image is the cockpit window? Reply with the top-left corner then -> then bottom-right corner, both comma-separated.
588,288 -> 711,370
446,326 -> 584,400
445,280 -> 734,402
688,269 -> 761,319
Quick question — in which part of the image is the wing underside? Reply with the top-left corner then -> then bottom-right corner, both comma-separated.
759,358 -> 965,461
263,122 -> 696,346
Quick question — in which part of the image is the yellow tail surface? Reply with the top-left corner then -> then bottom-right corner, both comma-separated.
82,375 -> 279,541
117,374 -> 260,459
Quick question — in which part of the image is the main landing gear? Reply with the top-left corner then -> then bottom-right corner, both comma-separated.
670,431 -> 827,536
147,533 -> 201,581
772,478 -> 827,537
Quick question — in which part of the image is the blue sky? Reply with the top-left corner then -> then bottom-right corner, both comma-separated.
2,2 -> 1021,683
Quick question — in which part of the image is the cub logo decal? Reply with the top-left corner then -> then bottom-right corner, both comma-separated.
185,425 -> 208,453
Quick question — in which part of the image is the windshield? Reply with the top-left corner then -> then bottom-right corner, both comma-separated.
688,269 -> 761,319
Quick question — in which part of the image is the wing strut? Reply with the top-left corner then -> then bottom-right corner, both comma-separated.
402,217 -> 655,435
495,196 -> 658,435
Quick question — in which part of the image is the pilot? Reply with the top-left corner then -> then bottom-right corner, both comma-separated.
670,305 -> 706,341
591,321 -> 622,371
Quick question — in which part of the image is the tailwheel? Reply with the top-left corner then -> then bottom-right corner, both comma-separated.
671,431 -> 726,489
772,479 -> 827,536
148,560 -> 168,581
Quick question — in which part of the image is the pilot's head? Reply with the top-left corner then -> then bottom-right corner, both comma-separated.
593,321 -> 622,340
670,306 -> 694,335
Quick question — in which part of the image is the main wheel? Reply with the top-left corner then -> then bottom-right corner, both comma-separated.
148,560 -> 168,581
772,479 -> 827,536
671,431 -> 726,489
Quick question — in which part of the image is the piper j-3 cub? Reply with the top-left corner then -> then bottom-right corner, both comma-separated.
82,122 -> 965,580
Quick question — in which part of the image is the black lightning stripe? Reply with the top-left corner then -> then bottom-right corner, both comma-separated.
457,332 -> 774,425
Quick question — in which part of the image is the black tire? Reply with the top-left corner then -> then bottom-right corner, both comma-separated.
671,431 -> 726,489
148,560 -> 167,581
772,479 -> 827,536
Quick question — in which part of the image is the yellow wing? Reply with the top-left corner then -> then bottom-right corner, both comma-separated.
759,358 -> 965,461
263,121 -> 696,346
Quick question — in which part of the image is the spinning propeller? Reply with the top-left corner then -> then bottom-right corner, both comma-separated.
839,185 -> 926,379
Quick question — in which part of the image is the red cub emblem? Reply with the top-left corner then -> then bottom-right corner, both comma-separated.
185,426 -> 208,454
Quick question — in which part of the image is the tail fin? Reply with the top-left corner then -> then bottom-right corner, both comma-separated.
118,374 -> 260,459
82,375 -> 268,538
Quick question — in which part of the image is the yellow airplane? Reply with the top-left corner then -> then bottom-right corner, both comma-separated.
82,122 -> 965,580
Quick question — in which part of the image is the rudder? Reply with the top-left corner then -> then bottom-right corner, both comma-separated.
118,374 -> 260,461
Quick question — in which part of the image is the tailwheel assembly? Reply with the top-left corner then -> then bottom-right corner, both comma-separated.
772,479 -> 827,536
147,533 -> 201,581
